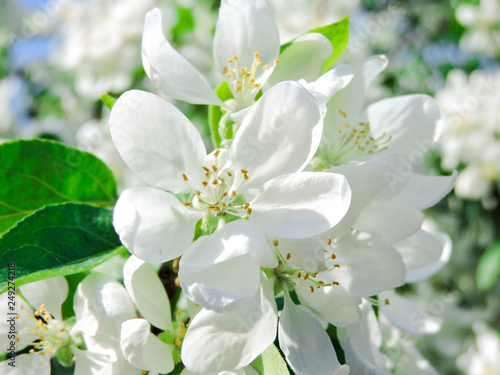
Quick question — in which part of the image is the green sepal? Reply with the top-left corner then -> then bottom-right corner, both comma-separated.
477,241 -> 500,291
100,94 -> 117,109
309,15 -> 349,71
251,343 -> 290,375
208,81 -> 233,148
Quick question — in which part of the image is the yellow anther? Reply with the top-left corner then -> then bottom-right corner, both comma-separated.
327,238 -> 332,245
182,174 -> 188,181
339,110 -> 347,117
304,273 -> 309,280
254,52 -> 260,57
228,59 -> 233,63
332,282 -> 339,286
310,286 -> 314,293
286,253 -> 291,260
214,150 -> 220,157
272,239 -> 279,247
183,202 -> 192,207
232,191 -> 236,196
274,59 -> 280,63
175,338 -> 182,346
30,349 -> 35,354
385,299 -> 390,305
212,180 -> 218,185
233,55 -> 238,60
202,181 -> 208,186
331,254 -> 336,260
298,272 -> 302,278
247,208 -> 252,215
222,67 -> 228,74
334,264 -> 340,268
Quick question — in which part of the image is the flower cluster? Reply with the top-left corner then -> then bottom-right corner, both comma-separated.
104,1 -> 454,373
0,0 -> 459,374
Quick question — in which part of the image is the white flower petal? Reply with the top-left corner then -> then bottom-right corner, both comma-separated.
142,9 -> 223,106
353,201 -> 424,243
395,229 -> 446,282
267,33 -> 333,85
120,319 -> 149,369
181,274 -> 278,373
340,301 -> 386,375
19,276 -> 68,319
73,273 -> 136,338
180,220 -> 277,271
250,172 -> 351,239
110,90 -> 207,193
0,353 -> 50,375
396,171 -> 457,209
302,64 -> 354,109
123,256 -> 173,331
323,55 -> 388,141
179,221 -> 275,311
113,187 -> 202,263
121,319 -> 175,374
73,342 -> 119,375
330,231 -> 405,296
406,231 -> 452,283
327,160 -> 395,237
360,95 -> 441,158
279,290 -> 348,375
0,293 -> 37,350
180,253 -> 261,313
296,285 -> 361,327
231,81 -> 323,189
379,292 -> 441,336
214,0 -> 279,82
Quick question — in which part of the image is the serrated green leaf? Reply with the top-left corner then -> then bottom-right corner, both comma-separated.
0,139 -> 117,235
251,343 -> 290,375
208,81 -> 233,148
310,16 -> 349,70
477,242 -> 500,291
101,94 -> 117,109
0,203 -> 122,294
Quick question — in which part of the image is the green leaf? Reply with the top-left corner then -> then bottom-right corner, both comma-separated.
171,6 -> 195,39
0,139 -> 117,235
251,343 -> 290,375
310,16 -> 349,70
208,81 -> 233,148
101,94 -> 117,109
0,203 -> 122,294
477,242 -> 500,291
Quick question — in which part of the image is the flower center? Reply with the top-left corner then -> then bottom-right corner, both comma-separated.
313,109 -> 392,169
21,303 -> 79,364
222,52 -> 279,109
271,239 -> 339,294
181,150 -> 252,217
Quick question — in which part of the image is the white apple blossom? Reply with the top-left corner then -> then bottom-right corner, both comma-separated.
0,274 -> 137,375
47,0 -> 165,100
456,0 -> 500,57
435,69 -> 500,201
457,321 -> 500,375
120,256 -> 177,375
110,80 -> 352,264
142,0 -> 353,137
